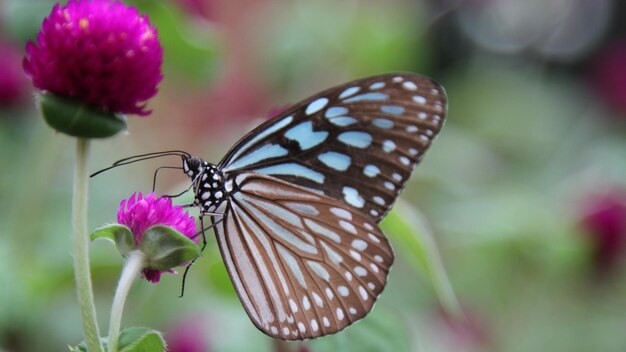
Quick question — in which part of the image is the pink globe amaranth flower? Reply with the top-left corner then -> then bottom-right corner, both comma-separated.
117,192 -> 197,283
580,190 -> 626,272
23,0 -> 163,116
166,315 -> 211,352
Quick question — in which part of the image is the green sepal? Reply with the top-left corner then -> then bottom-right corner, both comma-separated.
38,92 -> 127,138
90,224 -> 137,257
71,327 -> 166,352
140,225 -> 201,271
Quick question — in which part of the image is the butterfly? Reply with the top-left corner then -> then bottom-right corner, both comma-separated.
97,73 -> 447,340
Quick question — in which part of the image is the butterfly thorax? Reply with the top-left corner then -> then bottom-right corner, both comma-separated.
183,156 -> 226,215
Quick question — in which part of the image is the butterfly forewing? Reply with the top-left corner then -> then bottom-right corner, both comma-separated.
211,173 -> 393,340
218,73 -> 447,222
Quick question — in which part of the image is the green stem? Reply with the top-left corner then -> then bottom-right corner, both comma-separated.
108,250 -> 145,352
72,138 -> 103,352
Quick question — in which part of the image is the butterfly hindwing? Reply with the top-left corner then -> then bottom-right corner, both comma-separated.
211,173 -> 393,340
218,73 -> 447,222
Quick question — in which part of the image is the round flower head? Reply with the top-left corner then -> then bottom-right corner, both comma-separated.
117,192 -> 197,282
23,0 -> 163,115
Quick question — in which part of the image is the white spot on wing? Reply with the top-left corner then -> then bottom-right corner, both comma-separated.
339,86 -> 360,99
352,239 -> 368,251
338,131 -> 372,149
342,186 -> 365,208
306,97 -> 329,115
337,285 -> 349,296
363,164 -> 380,177
403,81 -> 417,90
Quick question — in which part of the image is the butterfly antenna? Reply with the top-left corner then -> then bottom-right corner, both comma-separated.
90,150 -> 190,177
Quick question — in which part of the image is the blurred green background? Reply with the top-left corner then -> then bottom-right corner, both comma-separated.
2,0 -> 626,351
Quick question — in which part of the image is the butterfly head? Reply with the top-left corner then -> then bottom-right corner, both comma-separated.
183,156 -> 226,215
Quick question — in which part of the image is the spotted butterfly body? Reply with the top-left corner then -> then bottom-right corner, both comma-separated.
182,73 -> 446,340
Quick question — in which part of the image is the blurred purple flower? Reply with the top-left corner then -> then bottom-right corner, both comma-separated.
117,192 -> 197,282
166,315 -> 211,352
0,43 -> 28,106
589,39 -> 626,114
23,0 -> 163,115
580,190 -> 626,271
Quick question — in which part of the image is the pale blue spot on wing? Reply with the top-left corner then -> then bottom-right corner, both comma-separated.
284,121 -> 329,150
318,151 -> 351,171
306,97 -> 329,115
325,106 -> 349,118
339,86 -> 360,99
383,140 -> 396,153
369,82 -> 385,90
328,116 -> 357,126
343,92 -> 389,103
338,131 -> 372,149
372,118 -> 393,129
226,144 -> 288,170
363,164 -> 380,177
342,186 -> 365,208
380,105 -> 405,115
255,163 -> 325,184
225,115 -> 294,167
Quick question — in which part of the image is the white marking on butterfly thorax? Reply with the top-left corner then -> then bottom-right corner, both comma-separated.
284,121 -> 329,150
225,115 -> 294,167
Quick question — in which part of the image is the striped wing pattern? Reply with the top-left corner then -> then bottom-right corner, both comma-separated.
219,73 -> 447,222
211,173 -> 394,340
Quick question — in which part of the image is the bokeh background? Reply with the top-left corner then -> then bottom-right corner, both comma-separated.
2,0 -> 626,351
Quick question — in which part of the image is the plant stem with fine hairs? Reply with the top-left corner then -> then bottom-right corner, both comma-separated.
108,250 -> 145,352
72,138 -> 104,352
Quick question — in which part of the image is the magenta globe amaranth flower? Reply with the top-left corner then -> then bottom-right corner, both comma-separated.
117,193 -> 198,283
92,192 -> 200,283
24,0 -> 163,115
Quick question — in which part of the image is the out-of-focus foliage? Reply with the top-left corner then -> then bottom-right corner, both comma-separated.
2,0 -> 626,351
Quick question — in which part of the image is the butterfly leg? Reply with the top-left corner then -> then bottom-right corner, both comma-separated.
179,216 -> 224,298
151,166 -> 182,192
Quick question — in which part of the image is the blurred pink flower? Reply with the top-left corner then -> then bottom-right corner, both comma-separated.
266,105 -> 291,120
117,192 -> 197,282
166,315 -> 211,352
580,190 -> 626,271
0,43 -> 28,106
589,39 -> 626,114
430,306 -> 491,352
23,0 -> 163,115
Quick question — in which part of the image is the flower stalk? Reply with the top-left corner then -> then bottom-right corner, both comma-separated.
108,250 -> 146,352
71,138 -> 103,352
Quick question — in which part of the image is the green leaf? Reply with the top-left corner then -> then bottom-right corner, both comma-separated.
90,224 -> 137,257
140,225 -> 201,271
381,200 -> 463,320
118,327 -> 166,352
38,93 -> 127,138
71,327 -> 166,352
